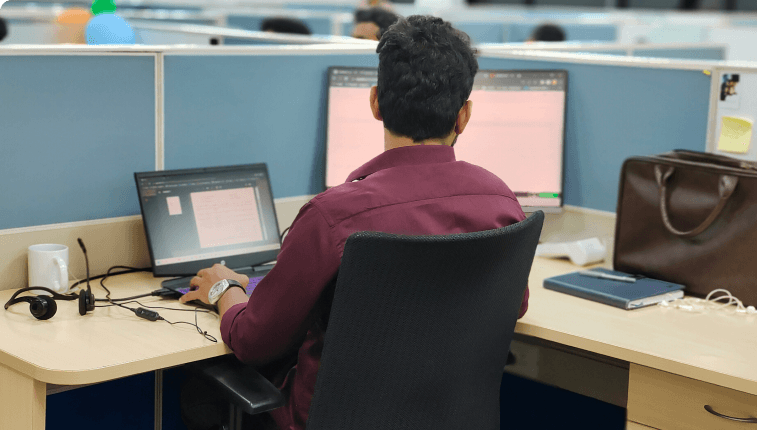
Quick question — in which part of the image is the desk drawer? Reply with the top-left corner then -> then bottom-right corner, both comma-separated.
628,364 -> 757,430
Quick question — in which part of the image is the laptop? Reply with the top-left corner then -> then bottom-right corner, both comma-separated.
134,163 -> 282,298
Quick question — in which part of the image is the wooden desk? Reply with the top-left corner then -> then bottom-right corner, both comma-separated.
0,274 -> 228,429
520,258 -> 757,429
2,258 -> 756,429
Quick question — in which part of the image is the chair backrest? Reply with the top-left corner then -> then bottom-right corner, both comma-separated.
306,211 -> 545,430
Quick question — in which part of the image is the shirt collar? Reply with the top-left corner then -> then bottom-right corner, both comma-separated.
345,145 -> 457,183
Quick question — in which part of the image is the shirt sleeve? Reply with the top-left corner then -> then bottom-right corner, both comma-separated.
220,201 -> 340,366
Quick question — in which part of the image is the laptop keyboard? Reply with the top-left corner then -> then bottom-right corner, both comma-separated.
162,266 -> 269,297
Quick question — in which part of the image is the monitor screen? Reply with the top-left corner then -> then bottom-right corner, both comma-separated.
135,164 -> 281,277
325,67 -> 567,212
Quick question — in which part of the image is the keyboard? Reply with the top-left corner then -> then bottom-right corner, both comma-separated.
161,266 -> 270,297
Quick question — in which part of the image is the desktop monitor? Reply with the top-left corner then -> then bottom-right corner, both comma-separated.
134,164 -> 281,277
325,67 -> 567,212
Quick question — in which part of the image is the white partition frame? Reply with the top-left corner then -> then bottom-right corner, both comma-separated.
705,62 -> 757,162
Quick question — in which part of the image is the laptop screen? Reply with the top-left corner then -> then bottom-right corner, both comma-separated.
135,164 -> 281,277
325,67 -> 567,212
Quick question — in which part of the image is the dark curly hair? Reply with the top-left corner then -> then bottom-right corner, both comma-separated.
0,17 -> 7,42
261,17 -> 311,35
376,16 -> 478,142
530,23 -> 565,42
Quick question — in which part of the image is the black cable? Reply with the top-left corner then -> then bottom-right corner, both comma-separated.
96,300 -> 217,342
95,300 -> 140,314
98,300 -> 214,314
95,292 -> 154,303
66,258 -> 213,340
280,226 -> 290,242
100,266 -> 152,302
70,266 -> 151,293
162,308 -> 217,343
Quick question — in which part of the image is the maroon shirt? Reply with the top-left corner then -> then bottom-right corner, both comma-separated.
221,145 -> 527,430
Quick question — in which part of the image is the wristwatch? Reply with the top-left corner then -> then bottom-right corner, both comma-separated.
208,279 -> 245,305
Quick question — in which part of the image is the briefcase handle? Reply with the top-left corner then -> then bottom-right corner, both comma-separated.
655,165 -> 738,237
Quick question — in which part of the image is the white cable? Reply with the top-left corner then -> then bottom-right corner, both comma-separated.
658,288 -> 757,315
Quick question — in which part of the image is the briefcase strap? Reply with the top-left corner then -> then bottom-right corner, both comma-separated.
655,165 -> 739,237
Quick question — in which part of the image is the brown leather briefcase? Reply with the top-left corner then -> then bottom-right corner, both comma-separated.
614,150 -> 757,306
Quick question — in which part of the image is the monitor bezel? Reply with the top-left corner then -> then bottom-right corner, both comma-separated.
134,163 -> 281,278
323,66 -> 568,214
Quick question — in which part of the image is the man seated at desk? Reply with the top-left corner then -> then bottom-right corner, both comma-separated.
180,15 -> 528,430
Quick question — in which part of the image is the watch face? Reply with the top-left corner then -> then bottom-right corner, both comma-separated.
209,279 -> 229,304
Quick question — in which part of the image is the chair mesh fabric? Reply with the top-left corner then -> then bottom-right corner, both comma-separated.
306,211 -> 544,430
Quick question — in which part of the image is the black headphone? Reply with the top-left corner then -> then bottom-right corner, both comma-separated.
4,287 -> 79,320
4,238 -> 96,320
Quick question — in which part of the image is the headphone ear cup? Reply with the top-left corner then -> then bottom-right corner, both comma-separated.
30,296 -> 57,320
79,291 -> 88,316
78,290 -> 95,316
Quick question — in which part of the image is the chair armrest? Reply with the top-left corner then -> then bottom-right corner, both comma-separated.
185,354 -> 285,416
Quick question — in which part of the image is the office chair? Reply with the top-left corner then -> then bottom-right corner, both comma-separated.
307,211 -> 544,430
182,354 -> 285,430
190,211 -> 543,430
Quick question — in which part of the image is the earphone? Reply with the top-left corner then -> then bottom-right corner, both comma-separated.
3,287 -> 78,320
659,289 -> 757,315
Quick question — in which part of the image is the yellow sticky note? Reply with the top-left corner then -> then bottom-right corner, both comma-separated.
718,116 -> 753,154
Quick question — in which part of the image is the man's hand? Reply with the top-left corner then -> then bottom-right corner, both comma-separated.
179,264 -> 249,305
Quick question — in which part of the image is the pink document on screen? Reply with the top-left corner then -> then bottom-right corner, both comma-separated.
190,188 -> 263,248
456,90 -> 565,194
326,87 -> 384,187
326,87 -> 564,196
166,196 -> 182,215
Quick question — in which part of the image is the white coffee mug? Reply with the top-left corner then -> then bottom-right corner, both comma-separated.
28,244 -> 69,295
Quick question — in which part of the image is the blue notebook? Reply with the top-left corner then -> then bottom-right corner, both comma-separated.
543,268 -> 685,310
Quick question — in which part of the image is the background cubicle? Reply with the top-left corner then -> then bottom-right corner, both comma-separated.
129,21 -> 368,45
454,21 -> 618,44
6,1 -> 757,60
482,41 -> 727,60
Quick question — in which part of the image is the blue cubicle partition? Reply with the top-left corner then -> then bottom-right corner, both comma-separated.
452,22 -> 618,44
223,38 -> 289,45
632,47 -> 725,60
454,22 -> 507,44
227,15 -> 333,36
506,23 -> 617,43
0,54 -> 156,230
477,55 -> 710,212
482,42 -> 726,61
580,50 -> 629,56
285,3 -> 355,12
341,22 -> 354,37
134,27 -> 213,45
162,52 -> 379,199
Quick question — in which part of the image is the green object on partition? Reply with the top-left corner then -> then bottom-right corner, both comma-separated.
92,0 -> 117,15
538,193 -> 560,198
